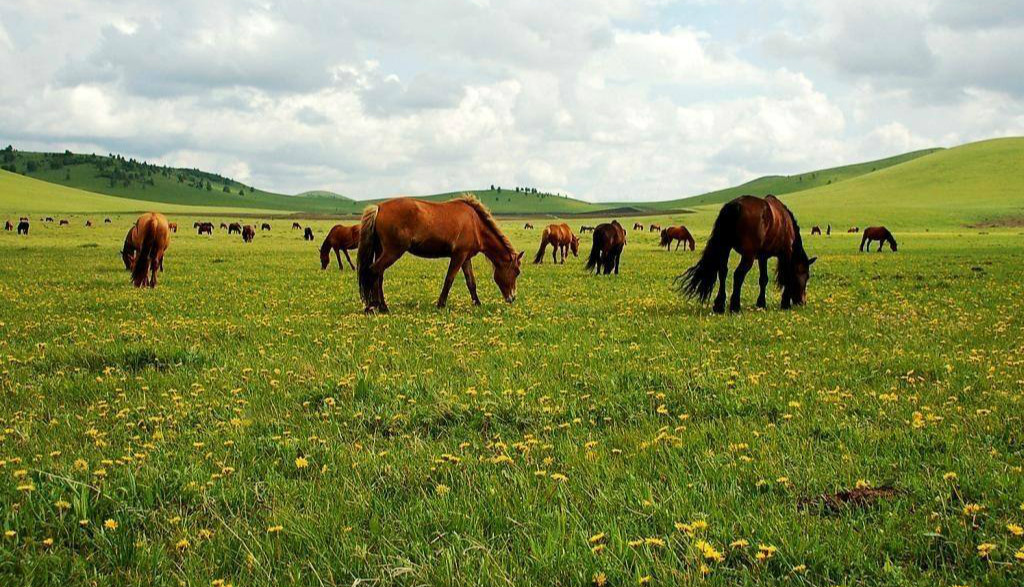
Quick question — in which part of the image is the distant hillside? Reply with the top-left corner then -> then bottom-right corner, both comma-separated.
645,148 -> 943,210
781,138 -> 1024,227
378,189 -> 619,215
297,190 -> 350,200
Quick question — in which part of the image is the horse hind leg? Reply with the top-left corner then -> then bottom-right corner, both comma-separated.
712,257 -> 729,314
368,250 -> 402,313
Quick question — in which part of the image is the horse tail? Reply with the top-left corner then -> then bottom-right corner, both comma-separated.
675,201 -> 738,300
357,206 -> 380,305
131,218 -> 156,287
533,228 -> 550,263
585,229 -> 605,273
659,229 -> 670,248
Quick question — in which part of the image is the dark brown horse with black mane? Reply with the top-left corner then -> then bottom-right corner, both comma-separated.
524,222 -> 534,229
220,222 -> 228,230
304,227 -> 314,241
17,221 -> 29,235
357,195 -> 523,313
129,212 -> 170,288
197,222 -> 213,235
321,224 -> 360,270
242,225 -> 255,242
261,223 -> 271,231
660,226 -> 695,251
676,195 -> 815,313
3,220 -> 11,231
579,225 -> 595,234
533,223 -> 579,264
228,223 -> 242,235
860,226 -> 897,252
811,226 -> 821,235
293,222 -> 302,230
633,222 -> 644,230
585,221 -> 626,275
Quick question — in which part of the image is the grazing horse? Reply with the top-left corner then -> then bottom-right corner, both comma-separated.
4,220 -> 12,231
168,222 -> 177,233
59,219 -> 69,226
197,222 -> 213,235
321,224 -> 360,270
811,226 -> 821,235
847,227 -> 859,233
524,222 -> 534,230
228,223 -> 241,234
649,224 -> 661,232
533,223 -> 579,264
860,226 -> 898,252
45,217 -> 54,223
85,220 -> 93,227
293,222 -> 302,230
220,222 -> 228,230
585,221 -> 626,275
633,222 -> 644,230
304,227 -> 314,241
357,195 -> 523,312
826,224 -> 831,236
104,218 -> 111,224
17,221 -> 29,235
121,226 -> 138,270
242,225 -> 255,242
129,212 -> 170,288
660,226 -> 695,251
579,225 -> 595,234
261,223 -> 271,231
676,195 -> 815,314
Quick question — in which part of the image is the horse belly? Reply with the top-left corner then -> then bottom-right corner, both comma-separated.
408,239 -> 454,259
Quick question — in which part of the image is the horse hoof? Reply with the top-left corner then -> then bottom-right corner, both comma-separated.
712,304 -> 726,315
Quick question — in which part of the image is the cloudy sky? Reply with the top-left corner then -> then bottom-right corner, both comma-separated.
1,0 -> 1022,201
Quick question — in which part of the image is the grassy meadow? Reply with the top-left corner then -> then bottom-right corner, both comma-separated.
0,208 -> 1023,586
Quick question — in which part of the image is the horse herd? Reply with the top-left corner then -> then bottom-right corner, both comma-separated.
11,194 -> 897,313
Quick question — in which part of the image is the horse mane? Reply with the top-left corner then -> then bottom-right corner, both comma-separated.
454,194 -> 515,256
775,199 -> 806,290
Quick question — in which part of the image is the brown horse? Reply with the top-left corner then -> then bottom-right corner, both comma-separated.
811,226 -> 821,235
357,195 -> 523,312
59,219 -> 69,226
220,222 -> 228,230
524,222 -> 534,229
579,225 -> 595,233
304,227 -> 314,241
104,218 -> 111,224
533,223 -> 579,264
847,227 -> 860,233
228,223 -> 242,234
4,220 -> 12,231
860,226 -> 897,252
85,220 -> 93,227
261,223 -> 271,231
242,225 -> 255,242
197,222 -> 213,235
649,224 -> 661,232
676,195 -> 815,313
585,221 -> 626,275
121,226 -> 138,270
293,222 -> 302,230
129,212 -> 170,288
17,221 -> 29,235
321,224 -> 360,270
168,222 -> 177,233
633,222 -> 644,230
660,226 -> 695,251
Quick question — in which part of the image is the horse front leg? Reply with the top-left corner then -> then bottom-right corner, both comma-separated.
860,235 -> 867,252
336,248 -> 344,271
342,248 -> 356,270
437,255 -> 466,308
755,256 -> 769,309
729,255 -> 753,312
462,258 -> 481,305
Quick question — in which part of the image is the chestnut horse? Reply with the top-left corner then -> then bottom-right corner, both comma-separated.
121,226 -> 138,270
533,223 -> 579,264
676,195 -> 815,313
357,195 -> 523,312
168,222 -> 177,233
4,220 -> 11,231
660,226 -> 695,251
129,212 -> 170,288
242,225 -> 255,242
649,224 -> 661,232
633,222 -> 644,230
304,227 -> 314,241
860,226 -> 897,252
197,222 -> 213,235
585,221 -> 626,275
321,224 -> 360,270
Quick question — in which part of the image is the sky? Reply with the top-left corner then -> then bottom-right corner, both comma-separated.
1,0 -> 1022,202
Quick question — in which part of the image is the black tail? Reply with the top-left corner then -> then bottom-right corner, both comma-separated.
533,228 -> 550,264
585,229 -> 605,273
357,206 -> 380,306
675,201 -> 738,301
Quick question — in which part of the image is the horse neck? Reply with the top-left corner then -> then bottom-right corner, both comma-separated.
479,223 -> 513,264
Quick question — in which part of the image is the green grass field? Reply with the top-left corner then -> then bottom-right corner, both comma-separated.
1,205 -> 1023,585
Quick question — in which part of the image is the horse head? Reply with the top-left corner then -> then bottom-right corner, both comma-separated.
493,251 -> 524,303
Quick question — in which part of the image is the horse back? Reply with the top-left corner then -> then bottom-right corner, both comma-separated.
375,198 -> 483,256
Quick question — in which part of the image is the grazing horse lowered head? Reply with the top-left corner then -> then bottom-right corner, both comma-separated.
860,226 -> 898,252
357,195 -> 523,312
129,212 -> 171,288
304,227 -> 314,241
660,226 -> 695,251
676,195 -> 815,313
533,223 -> 579,264
585,221 -> 626,275
242,225 -> 255,242
320,224 -> 360,270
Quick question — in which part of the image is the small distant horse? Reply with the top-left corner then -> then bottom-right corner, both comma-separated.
676,195 -> 815,313
228,223 -> 242,235
242,225 -> 255,242
321,224 -> 361,270
45,217 -> 54,223
168,222 -> 178,233
220,222 -> 228,230
633,222 -> 644,230
85,220 -> 93,227
17,221 -> 29,235
660,226 -> 695,251
847,227 -> 860,233
533,223 -> 579,264
579,225 -> 595,234
197,222 -> 213,235
826,224 -> 831,236
524,222 -> 534,230
4,220 -> 12,231
261,223 -> 271,231
129,212 -> 170,288
304,227 -> 314,241
860,226 -> 897,252
649,224 -> 661,232
585,221 -> 626,275
104,218 -> 111,224
358,195 -> 523,312
59,219 -> 69,226
121,226 -> 138,270
292,222 -> 302,230
811,226 -> 821,235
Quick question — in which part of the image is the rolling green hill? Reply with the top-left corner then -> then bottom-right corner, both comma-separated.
372,189 -> 620,215
0,169 -> 278,216
778,137 -> 1024,228
644,148 -> 943,210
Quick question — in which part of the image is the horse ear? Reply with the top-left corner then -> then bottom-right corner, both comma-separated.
808,256 -> 817,266
516,251 -> 525,262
